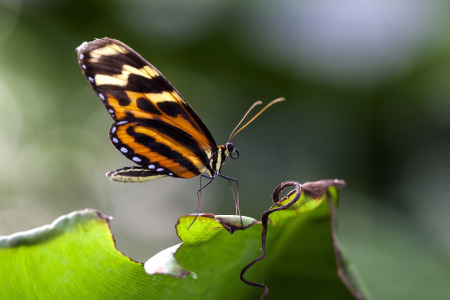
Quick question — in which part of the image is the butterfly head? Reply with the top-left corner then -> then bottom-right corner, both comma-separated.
225,142 -> 239,159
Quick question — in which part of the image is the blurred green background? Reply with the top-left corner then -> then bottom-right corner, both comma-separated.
1,0 -> 449,298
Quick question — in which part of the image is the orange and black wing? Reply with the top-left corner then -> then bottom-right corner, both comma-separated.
77,38 -> 216,181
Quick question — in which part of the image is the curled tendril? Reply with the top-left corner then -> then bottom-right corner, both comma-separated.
240,180 -> 302,300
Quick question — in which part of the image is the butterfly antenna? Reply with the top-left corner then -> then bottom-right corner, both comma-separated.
228,97 -> 285,141
228,101 -> 262,140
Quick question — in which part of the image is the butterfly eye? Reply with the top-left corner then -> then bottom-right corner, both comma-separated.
227,142 -> 235,153
226,143 -> 239,159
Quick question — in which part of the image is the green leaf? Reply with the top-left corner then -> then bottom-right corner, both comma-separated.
250,180 -> 365,299
0,180 -> 366,299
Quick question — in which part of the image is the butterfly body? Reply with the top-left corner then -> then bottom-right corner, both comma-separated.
77,38 -> 236,182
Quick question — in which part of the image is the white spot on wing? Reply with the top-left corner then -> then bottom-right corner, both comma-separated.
148,164 -> 155,169
112,137 -> 119,143
111,126 -> 117,133
99,93 -> 105,101
156,168 -> 164,172
116,121 -> 128,125
132,157 -> 141,162
120,147 -> 128,153
88,76 -> 94,83
108,109 -> 114,114
169,172 -> 173,176
82,64 -> 87,70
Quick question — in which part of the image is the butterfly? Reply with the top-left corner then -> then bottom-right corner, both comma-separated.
76,37 -> 283,203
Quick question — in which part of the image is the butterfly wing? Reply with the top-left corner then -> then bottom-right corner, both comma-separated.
77,38 -> 217,180
108,120 -> 210,179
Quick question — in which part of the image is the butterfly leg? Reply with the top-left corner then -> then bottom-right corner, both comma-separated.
219,174 -> 243,227
219,174 -> 240,215
197,174 -> 215,214
188,175 -> 215,229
